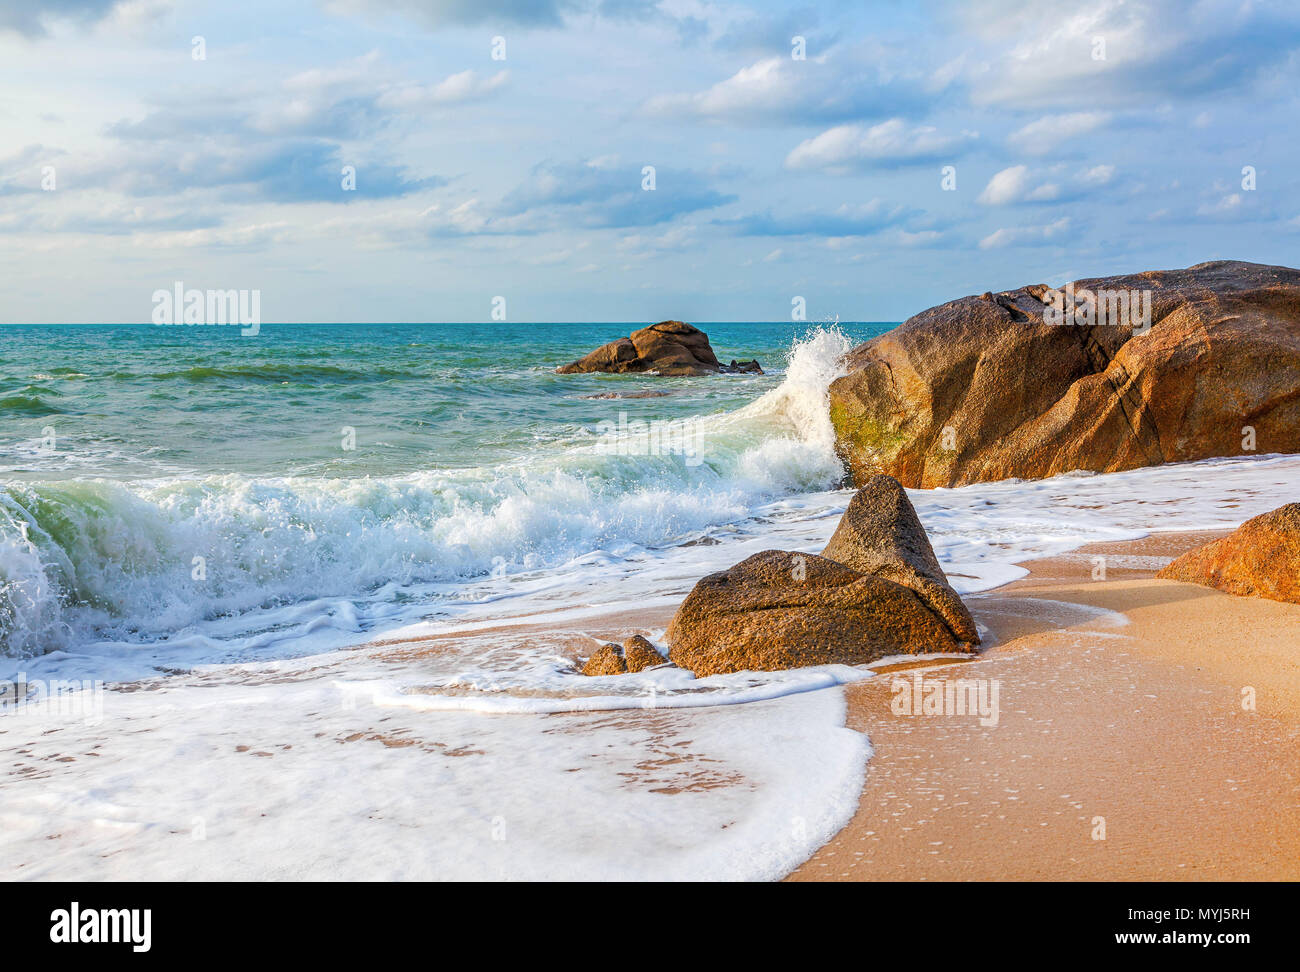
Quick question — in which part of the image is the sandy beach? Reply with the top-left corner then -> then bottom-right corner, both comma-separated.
364,526 -> 1300,881
790,531 -> 1300,881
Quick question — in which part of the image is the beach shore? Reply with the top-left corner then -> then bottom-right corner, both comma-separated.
789,530 -> 1300,881
376,529 -> 1300,881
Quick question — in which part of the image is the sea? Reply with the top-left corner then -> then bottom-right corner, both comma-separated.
2,321 -> 1297,880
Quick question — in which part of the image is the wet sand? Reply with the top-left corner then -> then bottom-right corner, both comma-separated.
789,531 -> 1300,881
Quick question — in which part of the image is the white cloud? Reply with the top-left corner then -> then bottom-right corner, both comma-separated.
978,163 -> 1115,205
979,217 -> 1071,249
376,70 -> 510,110
1197,193 -> 1242,215
785,119 -> 976,171
978,165 -> 1059,204
960,0 -> 1300,108
1007,111 -> 1111,153
1078,164 -> 1115,186
642,53 -> 927,125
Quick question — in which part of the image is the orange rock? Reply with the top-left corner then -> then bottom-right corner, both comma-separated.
622,635 -> 668,673
666,550 -> 971,677
822,475 -> 979,643
1157,504 -> 1300,604
829,261 -> 1300,487
581,643 -> 628,676
580,635 -> 668,676
557,321 -> 759,376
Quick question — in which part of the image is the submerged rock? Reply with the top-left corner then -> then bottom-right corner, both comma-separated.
581,635 -> 669,675
829,260 -> 1300,487
556,321 -> 759,377
1157,504 -> 1300,604
581,643 -> 627,677
622,635 -> 668,672
578,390 -> 671,400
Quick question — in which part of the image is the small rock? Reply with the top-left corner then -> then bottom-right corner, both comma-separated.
1157,503 -> 1300,604
622,635 -> 668,673
581,643 -> 627,676
580,636 -> 668,675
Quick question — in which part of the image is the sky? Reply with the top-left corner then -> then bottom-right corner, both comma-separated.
1,0 -> 1299,323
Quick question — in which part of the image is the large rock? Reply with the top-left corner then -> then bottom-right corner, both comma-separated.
829,261 -> 1300,487
557,321 -> 759,377
1157,504 -> 1300,604
822,475 -> 978,643
666,550 -> 972,677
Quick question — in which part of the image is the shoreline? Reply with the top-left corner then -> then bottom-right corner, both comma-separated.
789,530 -> 1300,881
6,524 -> 1297,881
358,525 -> 1300,880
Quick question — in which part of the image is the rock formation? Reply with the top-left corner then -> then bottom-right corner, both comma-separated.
557,321 -> 761,376
1157,503 -> 1300,604
829,261 -> 1300,487
581,634 -> 669,675
667,475 -> 978,676
822,474 -> 978,643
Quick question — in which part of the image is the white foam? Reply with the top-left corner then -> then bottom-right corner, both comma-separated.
4,321 -> 1299,882
0,328 -> 853,662
0,669 -> 868,881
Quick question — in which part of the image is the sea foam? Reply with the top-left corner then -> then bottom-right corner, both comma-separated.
0,328 -> 852,661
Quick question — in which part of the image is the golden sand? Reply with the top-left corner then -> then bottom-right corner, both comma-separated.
789,531 -> 1300,881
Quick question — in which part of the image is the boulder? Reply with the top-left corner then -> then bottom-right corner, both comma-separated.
581,635 -> 668,676
829,261 -> 1300,487
582,643 -> 626,676
822,475 -> 978,643
622,635 -> 668,672
666,550 -> 972,677
1157,504 -> 1300,604
557,321 -> 759,377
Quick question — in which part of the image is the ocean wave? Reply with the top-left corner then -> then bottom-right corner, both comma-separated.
0,392 -> 64,417
0,328 -> 852,658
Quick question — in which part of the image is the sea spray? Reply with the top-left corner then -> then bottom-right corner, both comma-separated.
0,329 -> 853,659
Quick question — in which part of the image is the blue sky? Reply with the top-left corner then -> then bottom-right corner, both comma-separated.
2,0 -> 1299,322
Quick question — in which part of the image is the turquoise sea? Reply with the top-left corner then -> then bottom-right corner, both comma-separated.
0,322 -> 889,657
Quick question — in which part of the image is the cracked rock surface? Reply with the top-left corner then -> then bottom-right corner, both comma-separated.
829,260 -> 1300,487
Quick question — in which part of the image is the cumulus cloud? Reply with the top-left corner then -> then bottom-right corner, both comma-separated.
106,59 -> 511,142
977,163 -> 1115,205
961,0 -> 1300,108
643,53 -> 929,125
70,57 -> 508,210
1007,111 -> 1111,154
978,165 -> 1057,205
785,119 -> 977,172
978,216 -> 1071,249
376,70 -> 509,110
